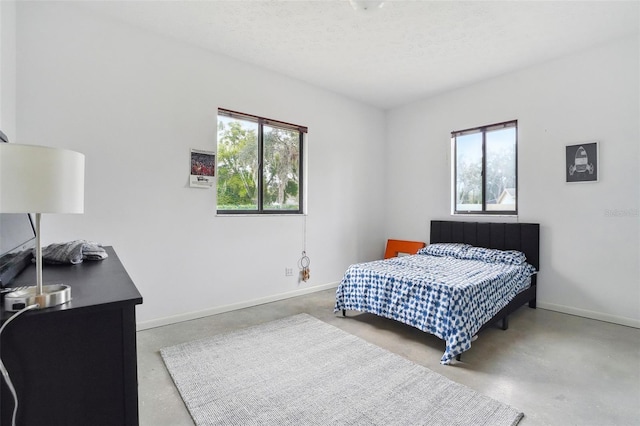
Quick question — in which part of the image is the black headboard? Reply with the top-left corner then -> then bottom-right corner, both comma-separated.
430,220 -> 540,270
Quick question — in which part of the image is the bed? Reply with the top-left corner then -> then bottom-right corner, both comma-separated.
334,220 -> 540,365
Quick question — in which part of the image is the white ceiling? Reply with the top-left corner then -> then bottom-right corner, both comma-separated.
73,0 -> 639,110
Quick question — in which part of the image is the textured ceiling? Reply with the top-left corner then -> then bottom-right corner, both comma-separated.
73,0 -> 640,110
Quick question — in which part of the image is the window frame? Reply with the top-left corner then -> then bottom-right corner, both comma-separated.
452,120 -> 518,216
216,108 -> 307,215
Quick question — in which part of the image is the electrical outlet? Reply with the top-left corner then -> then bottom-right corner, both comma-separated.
285,268 -> 293,276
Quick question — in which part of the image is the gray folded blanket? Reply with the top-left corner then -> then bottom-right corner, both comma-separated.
37,240 -> 108,264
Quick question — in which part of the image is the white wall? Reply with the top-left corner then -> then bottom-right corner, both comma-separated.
11,2 -> 638,329
386,36 -> 640,327
0,0 -> 17,137
14,2 -> 386,327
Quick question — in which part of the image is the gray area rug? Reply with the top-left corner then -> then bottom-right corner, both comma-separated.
161,313 -> 523,426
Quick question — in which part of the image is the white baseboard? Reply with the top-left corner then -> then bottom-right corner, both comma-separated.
537,302 -> 640,329
136,282 -> 340,331
137,285 -> 639,331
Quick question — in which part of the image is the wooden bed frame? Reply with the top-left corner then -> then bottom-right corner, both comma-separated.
430,220 -> 540,335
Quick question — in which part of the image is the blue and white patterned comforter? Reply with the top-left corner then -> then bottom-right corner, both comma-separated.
334,253 -> 536,364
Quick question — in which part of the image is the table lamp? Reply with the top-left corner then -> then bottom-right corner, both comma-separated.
0,143 -> 85,309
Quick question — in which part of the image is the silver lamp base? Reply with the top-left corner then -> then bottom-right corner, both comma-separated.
3,284 -> 72,312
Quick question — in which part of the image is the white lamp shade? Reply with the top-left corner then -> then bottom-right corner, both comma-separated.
0,144 -> 85,214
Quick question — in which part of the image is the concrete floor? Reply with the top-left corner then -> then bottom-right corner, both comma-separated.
137,289 -> 640,425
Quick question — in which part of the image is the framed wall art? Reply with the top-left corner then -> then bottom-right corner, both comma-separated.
190,148 -> 215,188
566,142 -> 598,183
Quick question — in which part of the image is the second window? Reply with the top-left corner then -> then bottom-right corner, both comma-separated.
452,120 -> 518,215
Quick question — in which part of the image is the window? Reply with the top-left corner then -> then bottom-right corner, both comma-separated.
216,109 -> 306,214
452,120 -> 517,215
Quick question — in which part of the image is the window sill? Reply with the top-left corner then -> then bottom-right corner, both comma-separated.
216,213 -> 306,217
450,213 -> 518,218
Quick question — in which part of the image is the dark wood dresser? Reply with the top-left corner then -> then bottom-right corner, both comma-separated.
1,246 -> 143,426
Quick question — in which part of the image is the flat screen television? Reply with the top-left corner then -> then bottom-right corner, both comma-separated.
0,213 -> 36,287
